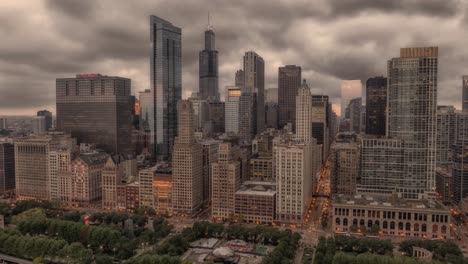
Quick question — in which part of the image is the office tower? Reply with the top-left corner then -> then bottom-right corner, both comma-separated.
238,90 -> 257,144
330,140 -> 360,195
235,69 -> 244,87
463,76 -> 468,112
189,92 -> 209,133
139,166 -> 157,208
435,167 -> 452,204
139,89 -> 152,131
341,80 -> 362,117
387,47 -> 438,199
312,95 -> 330,162
365,76 -> 387,135
274,135 -> 312,225
199,22 -> 219,101
211,143 -> 241,220
37,110 -> 53,131
451,111 -> 468,204
436,106 -> 456,167
56,74 -> 132,155
265,88 -> 278,104
31,116 -> 46,134
244,51 -> 265,133
150,16 -> 182,160
265,103 -> 279,129
68,151 -> 108,207
296,80 -> 313,143
172,100 -> 203,215
207,101 -> 225,134
15,132 -> 75,200
278,65 -> 301,129
0,118 -> 6,130
200,139 -> 220,205
0,143 -> 14,195
235,181 -> 276,224
225,87 -> 242,134
348,97 -> 362,134
250,130 -> 278,182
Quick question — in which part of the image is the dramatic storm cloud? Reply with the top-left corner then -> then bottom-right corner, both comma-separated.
0,0 -> 467,115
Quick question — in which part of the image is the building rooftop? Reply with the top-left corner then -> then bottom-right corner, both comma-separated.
235,181 -> 276,197
333,194 -> 448,212
78,151 -> 109,166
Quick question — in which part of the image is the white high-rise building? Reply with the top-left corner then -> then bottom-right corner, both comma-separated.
296,80 -> 313,143
172,100 -> 203,216
225,87 -> 242,134
31,116 -> 46,135
274,136 -> 312,225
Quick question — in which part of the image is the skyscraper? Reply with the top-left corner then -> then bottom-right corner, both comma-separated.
451,139 -> 468,204
56,74 -> 132,155
235,69 -> 244,87
358,47 -> 438,200
0,118 -> 6,130
312,95 -> 330,161
238,89 -> 256,144
296,80 -> 313,143
365,76 -> 387,136
348,97 -> 362,134
0,142 -> 14,195
278,65 -> 301,129
340,80 -> 362,118
211,143 -> 241,220
199,20 -> 219,101
387,47 -> 438,199
436,106 -> 456,167
225,86 -> 242,134
172,100 -> 203,216
244,51 -> 265,133
37,110 -> 53,131
150,16 -> 182,160
463,76 -> 468,112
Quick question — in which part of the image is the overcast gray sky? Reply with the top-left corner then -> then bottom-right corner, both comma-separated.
1,0 -> 467,115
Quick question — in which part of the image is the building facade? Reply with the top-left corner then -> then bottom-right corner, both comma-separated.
200,139 -> 220,205
330,141 -> 360,196
436,106 -> 456,167
235,181 -> 276,224
150,16 -> 182,159
238,90 -> 256,144
0,143 -> 14,195
212,143 -> 241,220
348,97 -> 362,134
332,195 -> 451,239
56,74 -> 132,155
199,24 -> 219,101
244,51 -> 265,133
225,87 -> 242,135
37,110 -> 53,131
365,77 -> 387,136
278,65 -> 301,129
172,100 -> 203,216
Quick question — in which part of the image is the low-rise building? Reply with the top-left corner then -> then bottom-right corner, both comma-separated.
234,181 -> 276,224
332,194 -> 451,239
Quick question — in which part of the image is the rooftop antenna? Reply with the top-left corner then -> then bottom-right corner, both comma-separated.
207,11 -> 213,30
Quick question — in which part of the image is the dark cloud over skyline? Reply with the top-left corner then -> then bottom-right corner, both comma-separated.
0,0 -> 467,115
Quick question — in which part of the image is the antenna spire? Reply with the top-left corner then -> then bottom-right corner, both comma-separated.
207,11 -> 213,30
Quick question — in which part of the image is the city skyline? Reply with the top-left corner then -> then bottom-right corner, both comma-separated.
2,0 -> 468,115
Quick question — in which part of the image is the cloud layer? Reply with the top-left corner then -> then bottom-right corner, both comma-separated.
0,0 -> 467,115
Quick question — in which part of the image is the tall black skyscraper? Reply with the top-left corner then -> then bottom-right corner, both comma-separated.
37,110 -> 53,131
365,76 -> 387,136
56,74 -> 132,155
278,65 -> 301,130
199,18 -> 219,101
150,16 -> 182,160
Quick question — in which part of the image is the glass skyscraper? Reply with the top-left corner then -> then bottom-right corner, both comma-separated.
56,74 -> 132,155
199,23 -> 219,101
150,16 -> 182,160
